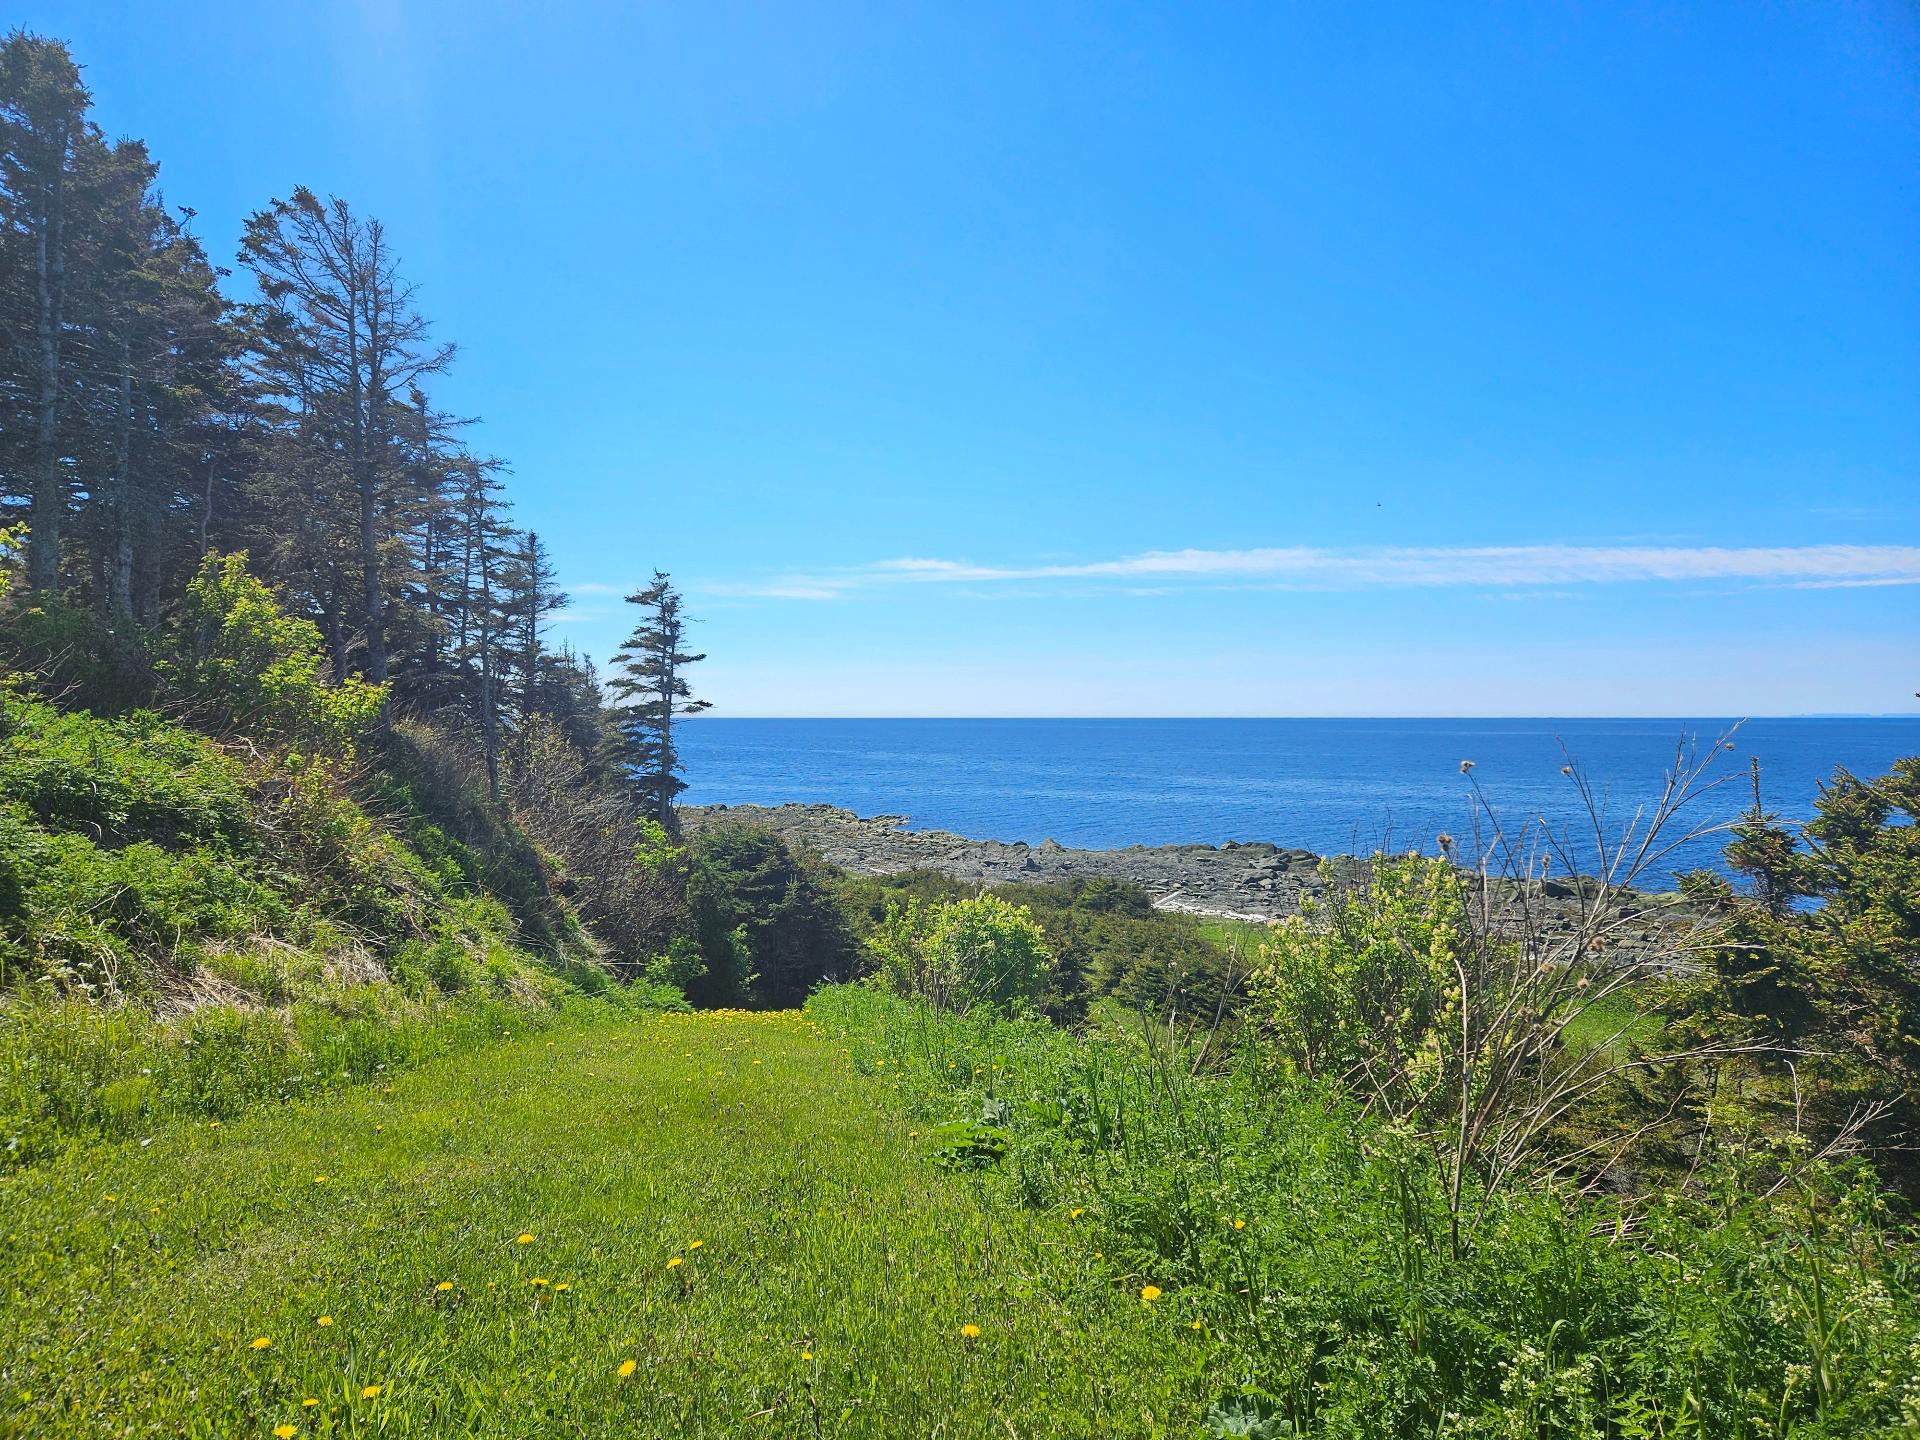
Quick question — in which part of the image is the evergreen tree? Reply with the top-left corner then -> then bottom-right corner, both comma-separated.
608,572 -> 709,829
0,32 -> 92,591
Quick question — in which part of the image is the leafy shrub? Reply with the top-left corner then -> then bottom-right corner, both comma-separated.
167,551 -> 385,746
1248,854 -> 1464,1111
866,893 -> 1055,1015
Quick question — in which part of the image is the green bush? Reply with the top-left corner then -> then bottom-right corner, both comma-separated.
167,550 -> 386,746
866,892 -> 1055,1015
686,823 -> 854,1007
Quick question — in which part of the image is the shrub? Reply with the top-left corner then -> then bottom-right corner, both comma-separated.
867,893 -> 1055,1015
167,551 -> 385,747
686,824 -> 854,1007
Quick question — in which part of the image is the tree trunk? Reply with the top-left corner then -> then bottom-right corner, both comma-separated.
108,338 -> 135,617
27,123 -> 69,594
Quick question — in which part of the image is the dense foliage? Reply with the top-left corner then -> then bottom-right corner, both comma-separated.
814,984 -> 1920,1437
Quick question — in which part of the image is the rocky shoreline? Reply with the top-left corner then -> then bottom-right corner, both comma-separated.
680,803 -> 1699,967
682,802 -> 1404,923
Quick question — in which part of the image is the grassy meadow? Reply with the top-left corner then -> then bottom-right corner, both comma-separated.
0,1007 -> 1208,1439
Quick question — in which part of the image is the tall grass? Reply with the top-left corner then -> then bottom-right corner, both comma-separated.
809,985 -> 1920,1437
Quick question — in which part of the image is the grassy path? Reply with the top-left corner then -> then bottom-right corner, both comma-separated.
1,1010 -> 1203,1438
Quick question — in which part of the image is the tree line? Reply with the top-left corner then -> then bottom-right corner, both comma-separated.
0,31 -> 705,821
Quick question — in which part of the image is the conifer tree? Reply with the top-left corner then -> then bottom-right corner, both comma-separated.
608,572 -> 709,829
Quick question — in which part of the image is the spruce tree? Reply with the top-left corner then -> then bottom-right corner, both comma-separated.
608,572 -> 709,829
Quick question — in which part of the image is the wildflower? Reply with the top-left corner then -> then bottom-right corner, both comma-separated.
665,1256 -> 683,1270
302,1399 -> 318,1409
1070,1208 -> 1084,1219
275,1427 -> 297,1439
1459,759 -> 1474,773
250,1336 -> 272,1350
1232,1218 -> 1246,1231
1140,1285 -> 1162,1302
687,1240 -> 704,1251
361,1385 -> 381,1399
436,1281 -> 454,1293
959,1324 -> 981,1339
316,1315 -> 333,1327
312,1176 -> 328,1186
530,1277 -> 549,1288
555,1282 -> 571,1292
801,1349 -> 813,1360
618,1359 -> 637,1378
515,1233 -> 535,1245
1191,1320 -> 1204,1331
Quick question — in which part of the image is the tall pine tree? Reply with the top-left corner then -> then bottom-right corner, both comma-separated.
608,572 -> 709,829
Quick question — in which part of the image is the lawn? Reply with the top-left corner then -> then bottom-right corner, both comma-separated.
0,1010 -> 1206,1438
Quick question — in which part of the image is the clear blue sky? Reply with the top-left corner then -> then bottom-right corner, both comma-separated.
26,1 -> 1920,715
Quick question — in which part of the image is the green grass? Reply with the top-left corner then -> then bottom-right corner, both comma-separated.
0,1006 -> 1207,1438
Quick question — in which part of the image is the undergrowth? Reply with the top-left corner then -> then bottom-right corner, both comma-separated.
808,985 -> 1920,1438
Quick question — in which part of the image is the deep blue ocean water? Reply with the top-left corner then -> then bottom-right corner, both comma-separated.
678,717 -> 1920,876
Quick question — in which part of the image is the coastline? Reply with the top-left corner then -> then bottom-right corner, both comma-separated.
682,801 -> 1332,921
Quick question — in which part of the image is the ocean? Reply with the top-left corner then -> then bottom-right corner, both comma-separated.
678,717 -> 1920,876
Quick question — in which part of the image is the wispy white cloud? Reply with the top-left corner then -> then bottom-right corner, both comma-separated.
565,581 -> 624,597
717,543 -> 1920,600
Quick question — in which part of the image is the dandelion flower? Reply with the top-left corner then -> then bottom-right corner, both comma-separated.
555,1282 -> 571,1292
687,1240 -> 704,1250
1140,1285 -> 1162,1302
1070,1208 -> 1084,1219
275,1427 -> 297,1439
1191,1319 -> 1204,1331
316,1315 -> 333,1327
618,1359 -> 637,1378
361,1384 -> 381,1399
436,1281 -> 453,1293
250,1336 -> 273,1350
1232,1218 -> 1246,1231
312,1176 -> 327,1186
515,1232 -> 535,1245
665,1256 -> 683,1270
302,1398 -> 318,1408
530,1277 -> 549,1288
959,1324 -> 981,1339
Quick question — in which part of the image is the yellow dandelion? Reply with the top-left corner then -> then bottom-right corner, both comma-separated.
618,1359 -> 637,1378
1232,1218 -> 1246,1231
316,1315 -> 333,1327
665,1256 -> 683,1270
436,1281 -> 454,1293
275,1426 -> 297,1439
250,1336 -> 272,1350
688,1239 -> 704,1250
312,1175 -> 327,1186
375,1125 -> 385,1133
302,1398 -> 318,1408
515,1233 -> 535,1245
1191,1319 -> 1204,1331
959,1323 -> 981,1339
1140,1285 -> 1162,1302
555,1282 -> 571,1292
1070,1207 -> 1084,1219
530,1277 -> 549,1288
361,1384 -> 381,1399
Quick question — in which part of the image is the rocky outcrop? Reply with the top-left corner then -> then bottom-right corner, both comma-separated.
684,804 -> 1362,922
678,803 -> 1699,964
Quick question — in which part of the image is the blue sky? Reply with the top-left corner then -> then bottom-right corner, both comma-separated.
27,1 -> 1919,715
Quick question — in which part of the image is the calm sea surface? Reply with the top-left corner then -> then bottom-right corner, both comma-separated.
678,717 -> 1920,876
